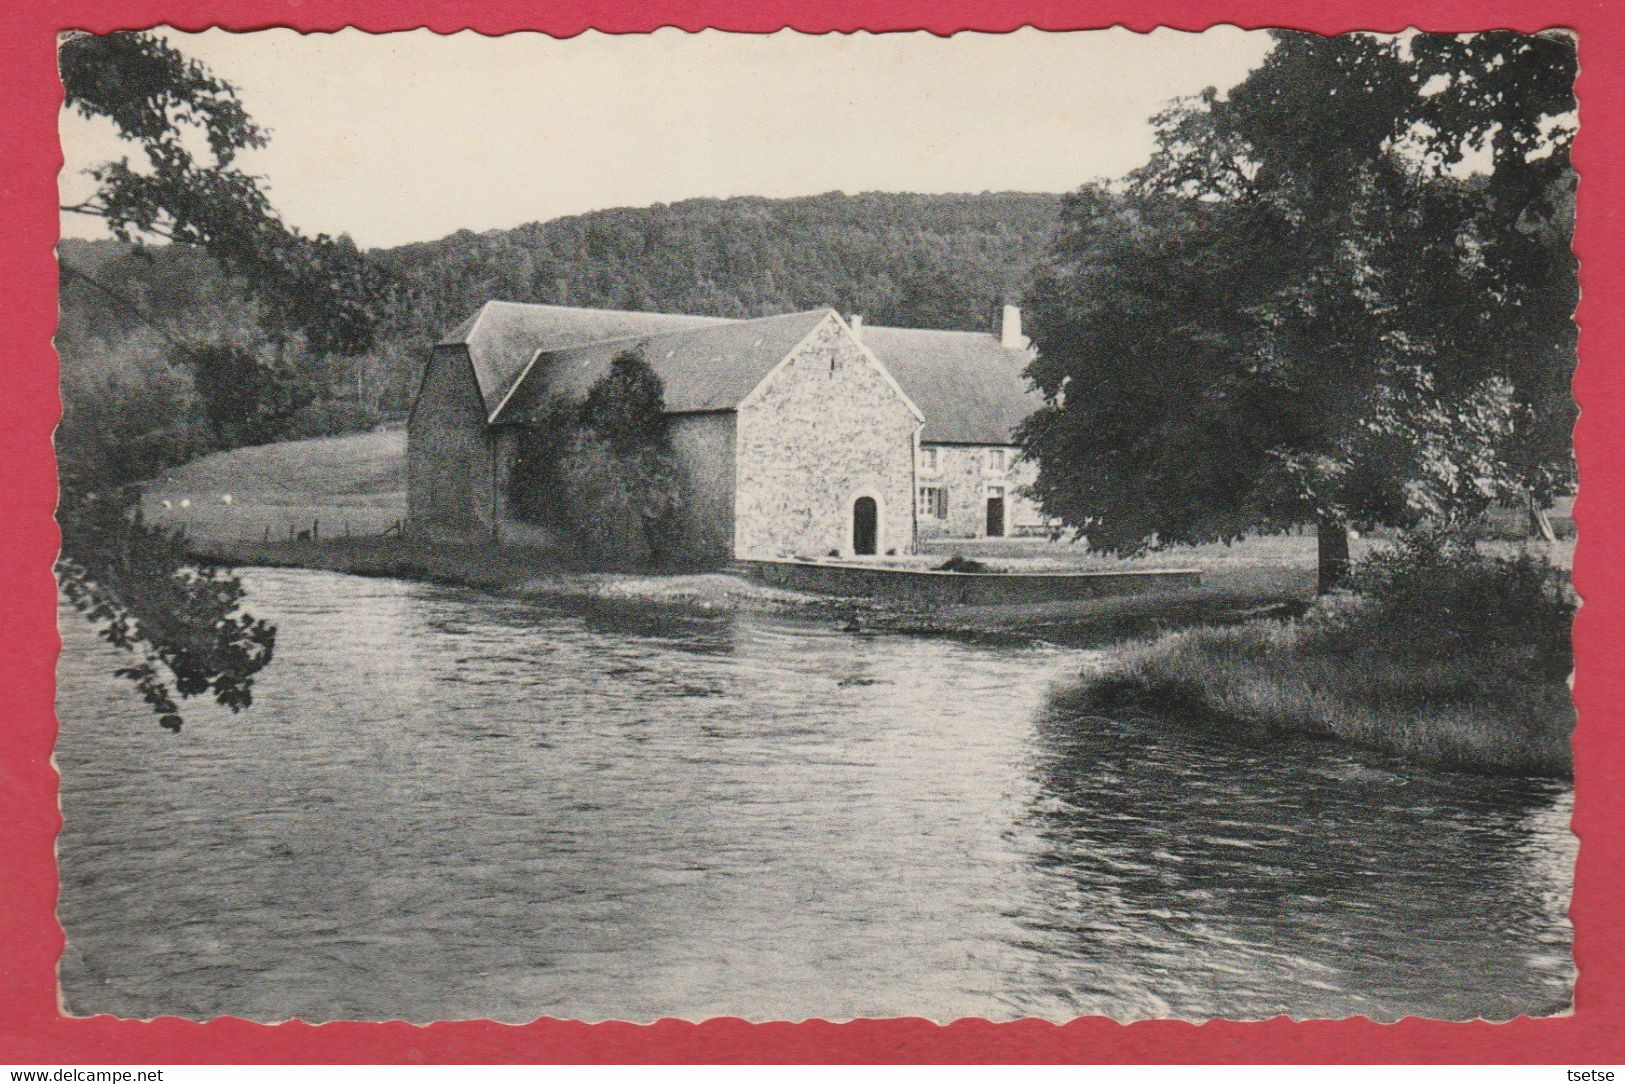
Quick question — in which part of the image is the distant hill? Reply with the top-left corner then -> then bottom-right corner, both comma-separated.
58,190 -> 1066,417
374,190 -> 1064,343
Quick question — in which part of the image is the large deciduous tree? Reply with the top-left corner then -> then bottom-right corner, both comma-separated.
57,31 -> 380,728
1020,30 -> 1576,592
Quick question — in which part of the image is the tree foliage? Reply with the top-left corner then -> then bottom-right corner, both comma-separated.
57,493 -> 275,732
56,31 -> 377,728
1020,30 -> 1576,589
60,31 -> 380,355
508,350 -> 686,567
375,190 -> 1059,344
61,191 -> 1062,429
56,323 -> 210,491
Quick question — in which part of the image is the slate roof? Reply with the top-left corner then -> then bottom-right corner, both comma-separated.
441,300 -> 1042,444
489,309 -> 835,424
440,300 -> 727,411
859,325 -> 1043,445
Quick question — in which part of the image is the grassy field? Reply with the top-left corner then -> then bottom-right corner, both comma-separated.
143,428 -> 406,542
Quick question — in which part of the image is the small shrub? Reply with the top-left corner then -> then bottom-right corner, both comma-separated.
185,341 -> 317,446
1346,531 -> 1573,679
936,554 -> 992,573
506,349 -> 689,568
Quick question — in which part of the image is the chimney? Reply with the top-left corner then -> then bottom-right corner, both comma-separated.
848,313 -> 863,341
1001,304 -> 1026,350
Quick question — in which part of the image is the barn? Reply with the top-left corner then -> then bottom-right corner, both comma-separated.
407,301 -> 1047,563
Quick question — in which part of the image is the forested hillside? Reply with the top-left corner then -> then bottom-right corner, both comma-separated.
375,191 -> 1064,344
59,190 -> 1063,433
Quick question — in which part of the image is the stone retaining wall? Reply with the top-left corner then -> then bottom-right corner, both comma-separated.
736,558 -> 1200,607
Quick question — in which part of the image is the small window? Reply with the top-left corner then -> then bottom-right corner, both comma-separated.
986,448 -> 1007,472
920,447 -> 939,472
918,486 -> 948,519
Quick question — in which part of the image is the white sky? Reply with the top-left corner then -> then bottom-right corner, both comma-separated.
59,27 -> 1276,251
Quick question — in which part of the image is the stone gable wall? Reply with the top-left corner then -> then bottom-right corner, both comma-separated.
407,345 -> 497,539
735,318 -> 919,558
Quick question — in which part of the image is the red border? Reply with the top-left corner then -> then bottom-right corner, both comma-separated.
3,1 -> 1620,1064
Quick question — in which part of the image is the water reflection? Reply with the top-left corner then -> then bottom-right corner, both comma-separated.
54,568 -> 1572,1023
1013,706 -> 1575,1020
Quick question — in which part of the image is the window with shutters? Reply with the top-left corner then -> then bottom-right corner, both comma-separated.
918,486 -> 948,519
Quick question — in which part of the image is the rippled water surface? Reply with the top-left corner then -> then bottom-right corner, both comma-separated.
56,568 -> 1574,1022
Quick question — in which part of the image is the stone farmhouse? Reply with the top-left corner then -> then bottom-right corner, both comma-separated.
407,300 -> 1050,564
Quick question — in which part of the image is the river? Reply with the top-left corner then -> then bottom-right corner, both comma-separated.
54,568 -> 1574,1023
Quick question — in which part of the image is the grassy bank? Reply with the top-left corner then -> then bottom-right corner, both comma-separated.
1060,563 -> 1575,778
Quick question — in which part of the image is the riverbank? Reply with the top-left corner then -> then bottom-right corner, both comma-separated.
187,536 -> 824,611
185,534 -> 1329,644
156,435 -> 1575,777
1058,589 -> 1574,778
147,431 -> 1346,637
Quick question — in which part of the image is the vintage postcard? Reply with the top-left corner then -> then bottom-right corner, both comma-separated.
52,25 -> 1577,1026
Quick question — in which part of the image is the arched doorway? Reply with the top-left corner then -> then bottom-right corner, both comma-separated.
852,496 -> 879,556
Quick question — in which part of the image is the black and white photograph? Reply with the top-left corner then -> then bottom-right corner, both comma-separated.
54,26 -> 1578,1024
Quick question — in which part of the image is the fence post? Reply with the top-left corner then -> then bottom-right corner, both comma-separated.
313,518 -> 320,540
